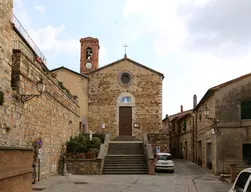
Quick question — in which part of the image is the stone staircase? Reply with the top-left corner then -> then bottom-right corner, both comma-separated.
102,136 -> 149,174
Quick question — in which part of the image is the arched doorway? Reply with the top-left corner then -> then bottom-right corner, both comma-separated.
116,92 -> 135,136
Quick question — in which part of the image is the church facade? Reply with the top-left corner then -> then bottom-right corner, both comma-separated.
52,37 -> 164,139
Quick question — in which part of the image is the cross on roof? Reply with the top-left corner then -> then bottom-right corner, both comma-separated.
123,44 -> 128,55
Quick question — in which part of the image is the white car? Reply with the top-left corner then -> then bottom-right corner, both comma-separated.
228,168 -> 251,192
154,152 -> 174,173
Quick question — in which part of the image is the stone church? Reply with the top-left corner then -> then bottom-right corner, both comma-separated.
51,37 -> 164,139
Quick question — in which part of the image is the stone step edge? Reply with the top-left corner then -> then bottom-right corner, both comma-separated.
106,154 -> 145,156
109,141 -> 143,143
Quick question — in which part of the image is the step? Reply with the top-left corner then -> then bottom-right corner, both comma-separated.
102,168 -> 148,172
102,171 -> 148,175
112,136 -> 141,141
104,157 -> 147,160
103,165 -> 148,169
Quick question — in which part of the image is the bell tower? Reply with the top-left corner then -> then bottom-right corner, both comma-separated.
80,37 -> 100,74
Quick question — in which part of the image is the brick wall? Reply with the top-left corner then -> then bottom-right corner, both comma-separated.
88,59 -> 163,139
0,147 -> 33,192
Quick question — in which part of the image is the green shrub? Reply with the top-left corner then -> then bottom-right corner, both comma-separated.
65,133 -> 105,156
66,140 -> 79,154
92,137 -> 101,146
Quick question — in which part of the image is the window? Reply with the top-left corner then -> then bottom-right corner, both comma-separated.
182,120 -> 187,131
157,154 -> 172,161
119,72 -> 132,86
241,100 -> 251,120
86,47 -> 92,59
121,73 -> 131,84
247,179 -> 251,192
199,111 -> 202,121
234,172 -> 251,192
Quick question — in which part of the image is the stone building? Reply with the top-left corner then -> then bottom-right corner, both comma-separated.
50,67 -> 89,132
52,37 -> 164,140
168,75 -> 251,175
168,105 -> 193,158
194,73 -> 251,175
0,0 -> 80,181
177,111 -> 196,162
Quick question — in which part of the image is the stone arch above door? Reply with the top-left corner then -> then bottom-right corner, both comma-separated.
116,92 -> 136,136
116,92 -> 135,106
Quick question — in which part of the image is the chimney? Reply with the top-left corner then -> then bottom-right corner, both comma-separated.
193,94 -> 197,109
180,105 -> 183,113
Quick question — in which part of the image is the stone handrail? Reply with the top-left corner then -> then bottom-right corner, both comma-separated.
143,133 -> 155,175
97,134 -> 110,174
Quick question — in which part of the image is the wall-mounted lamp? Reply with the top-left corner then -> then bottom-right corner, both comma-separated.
203,104 -> 220,134
14,79 -> 46,103
203,104 -> 219,122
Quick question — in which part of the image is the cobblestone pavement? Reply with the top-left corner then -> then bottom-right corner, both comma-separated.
32,159 -> 232,192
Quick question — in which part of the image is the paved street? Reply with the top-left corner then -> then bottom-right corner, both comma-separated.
32,159 -> 232,192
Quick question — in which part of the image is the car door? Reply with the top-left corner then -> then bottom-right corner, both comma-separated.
245,176 -> 251,192
232,171 -> 251,192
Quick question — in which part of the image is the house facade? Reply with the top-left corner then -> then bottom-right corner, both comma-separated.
168,74 -> 251,175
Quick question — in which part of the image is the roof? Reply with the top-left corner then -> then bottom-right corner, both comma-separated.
177,112 -> 193,122
168,109 -> 193,121
50,66 -> 89,79
194,72 -> 251,111
87,55 -> 165,79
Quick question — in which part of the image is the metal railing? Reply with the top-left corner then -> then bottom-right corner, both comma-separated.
12,14 -> 47,65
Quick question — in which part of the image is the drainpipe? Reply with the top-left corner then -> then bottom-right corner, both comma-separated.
191,114 -> 195,163
193,111 -> 198,164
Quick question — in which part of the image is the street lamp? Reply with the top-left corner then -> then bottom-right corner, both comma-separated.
15,79 -> 46,103
203,104 -> 220,134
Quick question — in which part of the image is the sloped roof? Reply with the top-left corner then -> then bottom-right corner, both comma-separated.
168,109 -> 193,122
50,66 -> 89,79
194,72 -> 251,111
87,55 -> 164,79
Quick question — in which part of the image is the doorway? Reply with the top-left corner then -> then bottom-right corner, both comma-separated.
119,106 -> 132,136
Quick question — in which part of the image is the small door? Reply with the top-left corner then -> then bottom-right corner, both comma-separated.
119,106 -> 132,136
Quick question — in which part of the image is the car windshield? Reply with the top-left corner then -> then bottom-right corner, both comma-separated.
158,155 -> 172,161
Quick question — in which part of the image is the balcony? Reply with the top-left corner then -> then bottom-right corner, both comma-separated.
12,14 -> 47,65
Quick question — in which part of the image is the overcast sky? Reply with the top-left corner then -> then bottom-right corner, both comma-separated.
14,0 -> 251,118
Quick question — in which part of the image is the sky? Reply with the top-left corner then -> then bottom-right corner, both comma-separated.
13,0 -> 251,118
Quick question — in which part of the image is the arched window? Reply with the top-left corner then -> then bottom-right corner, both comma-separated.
86,47 -> 92,59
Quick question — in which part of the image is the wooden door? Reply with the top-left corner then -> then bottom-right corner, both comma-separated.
119,107 -> 132,136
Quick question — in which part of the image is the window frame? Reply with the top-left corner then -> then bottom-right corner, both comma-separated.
240,100 -> 251,120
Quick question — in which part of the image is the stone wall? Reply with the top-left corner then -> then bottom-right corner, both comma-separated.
179,115 -> 195,162
0,0 -> 14,141
66,159 -> 102,175
195,95 -> 217,173
0,147 -> 33,192
88,58 -> 163,139
147,133 -> 170,153
0,3 -> 80,179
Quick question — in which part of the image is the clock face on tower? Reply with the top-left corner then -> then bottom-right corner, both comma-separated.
85,62 -> 92,69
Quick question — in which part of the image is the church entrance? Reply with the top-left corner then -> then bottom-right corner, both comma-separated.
119,106 -> 132,136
